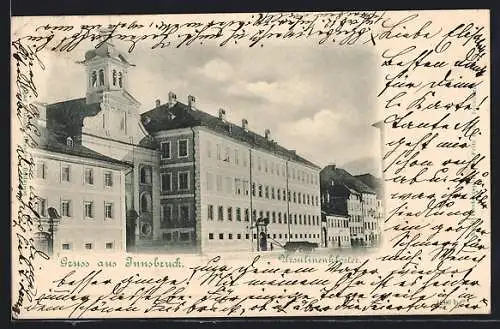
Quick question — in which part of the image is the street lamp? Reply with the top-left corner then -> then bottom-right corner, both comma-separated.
47,207 -> 61,256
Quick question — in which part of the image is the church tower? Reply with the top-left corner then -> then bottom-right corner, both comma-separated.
82,38 -> 134,104
79,36 -> 146,144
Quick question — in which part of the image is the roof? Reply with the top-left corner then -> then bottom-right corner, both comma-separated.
320,165 -> 376,195
46,98 -> 102,138
355,173 -> 384,197
35,125 -> 131,168
321,210 -> 349,218
140,101 -> 320,169
81,41 -> 135,67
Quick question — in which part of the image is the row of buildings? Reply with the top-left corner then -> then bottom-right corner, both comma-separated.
28,39 -> 383,255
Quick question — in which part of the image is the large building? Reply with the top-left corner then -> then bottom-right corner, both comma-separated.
32,39 -> 323,254
31,115 -> 130,255
141,97 -> 322,252
320,165 -> 382,247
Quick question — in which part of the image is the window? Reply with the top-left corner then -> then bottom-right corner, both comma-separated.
209,233 -> 214,240
161,173 -> 172,191
235,178 -> 242,195
218,206 -> 224,221
237,234 -> 242,240
105,242 -> 114,249
258,184 -> 263,197
178,172 -> 189,190
244,208 -> 249,222
66,137 -> 73,148
216,175 -> 223,192
62,243 -> 71,250
82,167 -> 94,185
199,139 -> 208,158
140,166 -> 152,184
278,212 -> 282,223
118,72 -> 123,88
61,165 -> 70,182
61,200 -> 71,217
104,202 -> 113,219
98,69 -> 104,86
179,205 -> 190,223
246,234 -> 250,239
140,193 -> 151,213
104,171 -> 113,187
36,162 -> 46,179
234,149 -> 239,165
219,233 -> 224,240
180,232 -> 190,241
228,233 -> 233,240
217,144 -> 222,160
208,205 -> 214,220
85,243 -> 93,250
236,207 -> 241,221
112,70 -> 117,85
227,207 -> 233,221
265,186 -> 269,199
252,183 -> 256,196
271,187 -> 275,199
298,193 -> 301,204
91,71 -> 97,87
38,198 -> 47,217
84,201 -> 94,218
272,212 -> 276,223
178,140 -> 188,157
284,214 -> 287,224
161,142 -> 171,159
161,205 -> 172,226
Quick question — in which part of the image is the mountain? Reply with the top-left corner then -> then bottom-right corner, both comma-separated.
339,157 -> 381,178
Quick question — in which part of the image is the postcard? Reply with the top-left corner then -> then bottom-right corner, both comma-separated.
11,10 -> 490,319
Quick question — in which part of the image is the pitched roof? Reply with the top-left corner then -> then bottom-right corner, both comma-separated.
46,98 -> 102,138
141,102 -> 320,169
355,173 -> 384,197
35,125 -> 131,168
320,165 -> 376,194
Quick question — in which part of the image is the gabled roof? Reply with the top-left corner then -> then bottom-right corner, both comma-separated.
141,102 -> 320,169
355,173 -> 384,197
35,125 -> 131,168
320,165 -> 376,194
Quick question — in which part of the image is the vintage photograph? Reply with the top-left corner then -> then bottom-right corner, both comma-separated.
12,10 -> 490,318
30,30 -> 383,257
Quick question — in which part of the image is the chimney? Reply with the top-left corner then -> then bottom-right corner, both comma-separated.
168,91 -> 177,107
265,129 -> 271,141
242,118 -> 248,131
155,99 -> 161,107
188,95 -> 196,108
218,108 -> 226,121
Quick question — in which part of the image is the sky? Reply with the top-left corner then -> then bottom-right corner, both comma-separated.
37,38 -> 382,175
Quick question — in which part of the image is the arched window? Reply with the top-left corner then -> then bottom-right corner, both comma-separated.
66,137 -> 73,148
98,69 -> 105,86
140,192 -> 152,213
112,69 -> 117,86
140,166 -> 152,184
91,71 -> 97,87
118,72 -> 123,88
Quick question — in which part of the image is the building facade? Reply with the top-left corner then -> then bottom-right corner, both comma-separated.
142,102 -> 323,252
33,39 -> 323,254
323,213 -> 351,248
320,165 -> 381,248
31,121 -> 130,255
